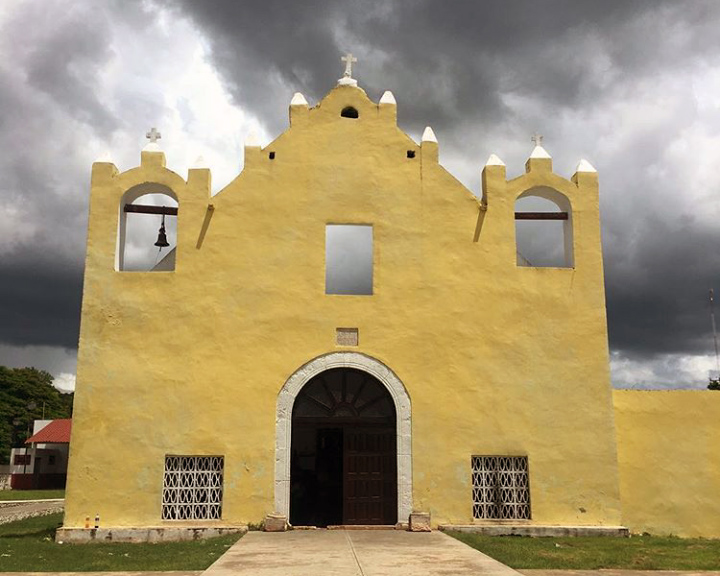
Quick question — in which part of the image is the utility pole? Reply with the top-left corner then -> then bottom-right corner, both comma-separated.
710,289 -> 720,376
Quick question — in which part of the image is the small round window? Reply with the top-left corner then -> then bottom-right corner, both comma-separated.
340,106 -> 359,119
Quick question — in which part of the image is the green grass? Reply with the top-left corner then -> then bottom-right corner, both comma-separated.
448,531 -> 720,570
0,490 -> 65,501
0,513 -> 243,571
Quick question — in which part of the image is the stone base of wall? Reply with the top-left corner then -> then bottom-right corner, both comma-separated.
439,524 -> 629,537
263,514 -> 287,532
56,525 -> 247,544
409,512 -> 432,532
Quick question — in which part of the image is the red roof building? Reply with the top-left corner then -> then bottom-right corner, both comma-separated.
25,419 -> 72,444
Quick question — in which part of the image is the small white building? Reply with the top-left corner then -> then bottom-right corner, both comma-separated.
10,419 -> 71,490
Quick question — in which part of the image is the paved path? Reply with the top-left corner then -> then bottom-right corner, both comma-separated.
202,530 -> 522,576
3,571 -> 718,576
518,568 -> 720,576
0,500 -> 64,525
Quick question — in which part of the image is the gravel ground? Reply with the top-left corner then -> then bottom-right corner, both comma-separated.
0,500 -> 64,525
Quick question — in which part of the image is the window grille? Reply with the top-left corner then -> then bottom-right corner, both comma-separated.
472,456 -> 530,520
162,455 -> 224,521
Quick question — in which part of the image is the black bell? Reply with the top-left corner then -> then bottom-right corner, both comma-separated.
154,215 -> 170,248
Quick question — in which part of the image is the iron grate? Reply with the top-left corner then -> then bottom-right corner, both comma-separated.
162,455 -> 224,521
472,456 -> 530,520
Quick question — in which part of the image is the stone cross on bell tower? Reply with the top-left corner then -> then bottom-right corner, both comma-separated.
146,127 -> 162,144
341,53 -> 357,78
531,133 -> 543,148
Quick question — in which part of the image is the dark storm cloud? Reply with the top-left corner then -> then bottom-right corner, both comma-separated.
606,220 -> 720,357
167,0 -> 720,371
23,13 -> 117,133
3,1 -> 120,134
0,258 -> 83,349
164,1 -> 711,133
2,0 -> 720,387
0,2 -> 128,354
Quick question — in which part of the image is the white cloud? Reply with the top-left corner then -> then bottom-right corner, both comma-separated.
611,350 -> 717,389
52,372 -> 76,392
83,2 -> 268,191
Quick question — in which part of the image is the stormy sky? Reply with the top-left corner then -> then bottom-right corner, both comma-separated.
1,0 -> 720,391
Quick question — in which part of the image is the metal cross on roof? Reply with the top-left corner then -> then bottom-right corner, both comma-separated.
341,53 -> 357,77
531,133 -> 543,147
146,127 -> 162,143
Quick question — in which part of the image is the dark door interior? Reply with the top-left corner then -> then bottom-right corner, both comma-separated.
289,368 -> 397,527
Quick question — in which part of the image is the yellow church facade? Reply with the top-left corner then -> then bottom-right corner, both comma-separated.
62,72 -> 720,541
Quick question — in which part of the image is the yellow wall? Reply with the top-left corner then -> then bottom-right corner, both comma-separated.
614,390 -> 720,537
65,83 -> 622,528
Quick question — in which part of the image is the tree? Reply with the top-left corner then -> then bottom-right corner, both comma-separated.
0,366 -> 74,465
709,377 -> 720,390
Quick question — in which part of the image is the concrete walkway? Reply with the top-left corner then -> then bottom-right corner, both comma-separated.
202,530 -> 522,576
522,572 -> 720,576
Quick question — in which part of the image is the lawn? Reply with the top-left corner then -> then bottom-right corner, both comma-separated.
0,490 -> 65,501
448,531 -> 720,570
0,513 -> 243,571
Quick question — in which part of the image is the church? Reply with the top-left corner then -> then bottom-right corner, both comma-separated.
61,58 -> 720,542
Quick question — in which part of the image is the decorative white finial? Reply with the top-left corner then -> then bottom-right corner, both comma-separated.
576,158 -> 597,173
245,131 -> 260,148
529,133 -> 551,159
379,91 -> 396,105
191,155 -> 208,169
290,92 -> 308,106
421,126 -> 437,143
146,127 -> 161,144
485,154 -> 505,167
341,53 -> 357,78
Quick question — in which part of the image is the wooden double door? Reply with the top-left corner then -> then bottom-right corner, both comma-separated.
290,424 -> 397,526
343,426 -> 397,525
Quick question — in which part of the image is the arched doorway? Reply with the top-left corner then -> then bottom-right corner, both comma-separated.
275,352 -> 412,525
290,368 -> 397,526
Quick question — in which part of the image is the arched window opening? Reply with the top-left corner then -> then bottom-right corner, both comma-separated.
117,186 -> 178,272
340,106 -> 359,119
515,187 -> 573,268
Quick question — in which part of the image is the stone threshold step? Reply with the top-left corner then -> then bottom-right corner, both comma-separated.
327,524 -> 400,530
290,524 -> 401,530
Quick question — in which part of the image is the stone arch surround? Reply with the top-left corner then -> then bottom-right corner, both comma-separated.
275,352 -> 412,523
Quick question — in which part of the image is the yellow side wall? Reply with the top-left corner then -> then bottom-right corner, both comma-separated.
65,84 -> 622,528
614,390 -> 720,538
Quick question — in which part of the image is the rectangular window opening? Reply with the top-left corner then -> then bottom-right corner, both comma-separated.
162,455 -> 224,521
472,455 -> 530,520
325,225 -> 373,295
13,454 -> 31,466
